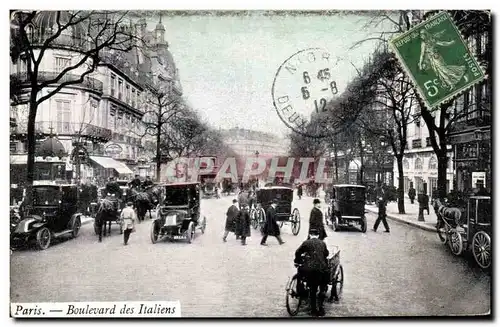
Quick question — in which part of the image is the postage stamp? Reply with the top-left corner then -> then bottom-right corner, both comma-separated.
271,48 -> 347,139
389,11 -> 486,109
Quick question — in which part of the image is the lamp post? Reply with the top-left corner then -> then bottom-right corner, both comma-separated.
254,150 -> 259,186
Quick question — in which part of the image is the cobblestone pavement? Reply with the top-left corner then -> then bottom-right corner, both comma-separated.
10,196 -> 490,317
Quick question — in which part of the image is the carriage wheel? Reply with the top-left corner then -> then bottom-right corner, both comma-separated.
250,209 -> 258,230
360,216 -> 367,233
448,229 -> 463,256
71,216 -> 81,238
291,208 -> 300,236
285,274 -> 302,316
258,208 -> 266,233
332,265 -> 344,301
36,227 -> 51,250
472,231 -> 491,269
325,207 -> 332,227
436,221 -> 448,244
150,221 -> 160,244
186,222 -> 194,244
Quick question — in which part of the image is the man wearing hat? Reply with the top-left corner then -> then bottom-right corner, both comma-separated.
223,199 -> 240,242
260,198 -> 285,246
294,228 -> 329,316
309,198 -> 327,241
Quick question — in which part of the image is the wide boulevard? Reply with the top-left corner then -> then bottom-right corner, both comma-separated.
10,195 -> 490,317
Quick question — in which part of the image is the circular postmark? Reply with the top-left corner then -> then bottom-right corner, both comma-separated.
272,48 -> 349,139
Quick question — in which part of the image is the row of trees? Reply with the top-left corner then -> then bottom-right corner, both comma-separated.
289,10 -> 491,214
10,10 -> 230,202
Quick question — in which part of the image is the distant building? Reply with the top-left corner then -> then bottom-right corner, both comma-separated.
219,127 -> 290,157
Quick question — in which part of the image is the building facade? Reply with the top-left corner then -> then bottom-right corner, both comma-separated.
220,128 -> 290,157
10,11 -> 183,185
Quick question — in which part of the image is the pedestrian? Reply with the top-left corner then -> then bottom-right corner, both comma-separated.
297,184 -> 303,200
223,199 -> 240,242
373,194 -> 390,233
120,201 -> 137,245
294,228 -> 329,316
260,198 -> 285,246
308,198 -> 327,241
235,204 -> 251,245
408,185 -> 416,204
143,176 -> 153,189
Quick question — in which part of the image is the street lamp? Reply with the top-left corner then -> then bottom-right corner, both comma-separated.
254,150 -> 259,186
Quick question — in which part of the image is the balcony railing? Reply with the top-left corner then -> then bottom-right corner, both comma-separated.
11,71 -> 103,93
412,139 -> 422,148
32,121 -> 112,142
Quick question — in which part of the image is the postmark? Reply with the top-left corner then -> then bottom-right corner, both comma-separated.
389,11 -> 486,109
272,48 -> 348,139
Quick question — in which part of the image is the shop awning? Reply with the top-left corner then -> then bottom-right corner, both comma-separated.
89,156 -> 133,175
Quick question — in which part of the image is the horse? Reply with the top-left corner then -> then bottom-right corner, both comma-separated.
95,197 -> 121,242
432,198 -> 464,228
128,186 -> 161,222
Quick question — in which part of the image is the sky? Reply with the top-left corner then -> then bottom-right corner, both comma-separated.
144,11 -> 395,138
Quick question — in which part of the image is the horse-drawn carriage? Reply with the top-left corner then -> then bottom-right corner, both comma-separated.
250,185 -> 300,236
150,182 -> 207,244
93,188 -> 124,240
434,195 -> 491,269
11,183 -> 82,250
325,185 -> 367,233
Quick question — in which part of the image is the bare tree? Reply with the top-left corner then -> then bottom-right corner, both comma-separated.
10,10 -> 140,202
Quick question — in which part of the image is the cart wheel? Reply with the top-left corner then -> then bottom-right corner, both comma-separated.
285,274 -> 302,316
278,221 -> 284,228
436,221 -> 448,244
360,216 -> 367,233
472,231 -> 491,269
251,210 -> 259,230
186,222 -> 194,244
258,208 -> 266,233
71,216 -> 81,238
36,227 -> 51,250
150,221 -> 160,244
332,265 -> 344,301
326,207 -> 332,227
333,216 -> 340,232
201,217 -> 207,234
291,208 -> 300,236
448,229 -> 463,256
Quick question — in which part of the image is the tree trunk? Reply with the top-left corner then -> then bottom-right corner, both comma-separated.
396,156 -> 405,214
25,94 -> 38,206
437,151 -> 448,199
358,139 -> 364,184
156,123 -> 161,183
345,159 -> 350,184
333,142 -> 339,182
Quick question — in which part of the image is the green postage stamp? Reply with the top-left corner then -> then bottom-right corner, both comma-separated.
389,11 -> 486,109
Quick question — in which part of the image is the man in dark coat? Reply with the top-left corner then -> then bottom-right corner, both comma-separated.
295,228 -> 329,316
373,192 -> 390,233
105,176 -> 122,199
142,176 -> 154,189
260,199 -> 285,246
308,198 -> 327,241
223,199 -> 240,242
235,204 -> 251,245
297,184 -> 303,200
129,174 -> 142,190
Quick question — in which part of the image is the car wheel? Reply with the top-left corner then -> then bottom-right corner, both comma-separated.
150,221 -> 160,244
36,227 -> 51,250
186,222 -> 194,244
71,216 -> 81,238
360,216 -> 367,233
333,216 -> 340,232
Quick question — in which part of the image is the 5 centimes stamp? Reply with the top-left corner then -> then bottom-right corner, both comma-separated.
389,11 -> 486,109
272,48 -> 346,139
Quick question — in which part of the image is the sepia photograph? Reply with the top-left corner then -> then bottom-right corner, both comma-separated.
8,5 -> 491,318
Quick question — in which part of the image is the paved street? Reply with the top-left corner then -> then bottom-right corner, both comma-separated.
10,196 -> 490,317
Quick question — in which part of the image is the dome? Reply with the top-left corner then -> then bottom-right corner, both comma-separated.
31,11 -> 86,45
36,137 -> 67,159
155,22 -> 165,31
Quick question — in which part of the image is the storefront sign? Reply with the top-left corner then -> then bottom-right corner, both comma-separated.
105,143 -> 123,156
472,172 -> 486,187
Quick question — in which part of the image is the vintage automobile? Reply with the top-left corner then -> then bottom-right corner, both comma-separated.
251,184 -> 300,236
150,182 -> 207,244
326,184 -> 367,233
435,196 -> 491,269
200,176 -> 219,199
11,183 -> 82,250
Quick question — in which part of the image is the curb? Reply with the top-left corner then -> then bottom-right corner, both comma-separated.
365,208 -> 436,232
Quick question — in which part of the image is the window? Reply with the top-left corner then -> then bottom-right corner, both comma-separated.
55,100 -> 71,133
126,85 -> 130,104
428,156 -> 437,170
137,91 -> 142,104
414,158 -> 423,170
132,89 -> 136,107
110,73 -> 116,96
55,57 -> 70,73
480,32 -> 488,54
403,159 -> 410,170
118,79 -> 123,100
110,105 -> 117,130
117,111 -> 123,129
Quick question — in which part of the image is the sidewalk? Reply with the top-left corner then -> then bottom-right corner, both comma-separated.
365,197 -> 437,232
